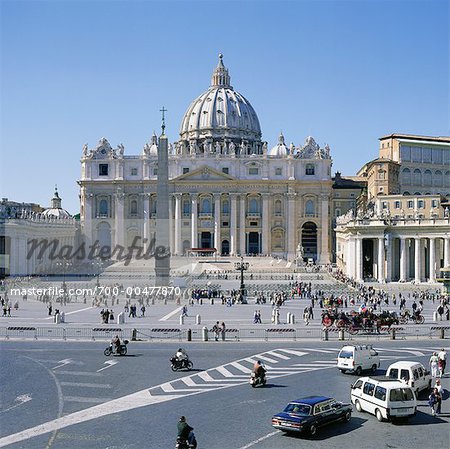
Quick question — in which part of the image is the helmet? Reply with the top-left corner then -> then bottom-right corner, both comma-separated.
180,416 -> 186,422
257,360 -> 262,365
178,348 -> 183,352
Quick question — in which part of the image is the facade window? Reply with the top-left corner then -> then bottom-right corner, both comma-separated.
248,167 -> 259,175
407,200 -> 414,209
424,170 -> 432,186
99,164 -> 109,176
183,200 -> 190,215
131,168 -> 138,176
432,148 -> 443,164
249,198 -> 259,213
432,199 -> 438,208
201,198 -> 211,213
422,147 -> 432,163
222,221 -> 229,227
400,145 -> 411,161
305,200 -> 315,215
401,168 -> 411,185
222,167 -> 229,174
413,169 -> 421,185
222,200 -> 229,214
275,167 -> 282,176
274,199 -> 282,215
411,146 -> 422,162
434,171 -> 443,187
382,202 -> 388,209
99,199 -> 108,217
394,201 -> 401,209
378,170 -> 386,180
153,168 -> 158,176
183,167 -> 189,174
335,208 -> 341,217
130,200 -> 138,216
418,200 -> 425,209
305,164 -> 315,175
250,221 -> 258,226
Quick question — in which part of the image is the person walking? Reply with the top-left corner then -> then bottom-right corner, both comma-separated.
430,352 -> 439,378
429,389 -> 438,416
438,348 -> 447,377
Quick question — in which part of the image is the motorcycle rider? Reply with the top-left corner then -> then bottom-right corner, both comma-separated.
176,348 -> 189,367
252,360 -> 266,381
111,335 -> 121,354
177,416 -> 195,447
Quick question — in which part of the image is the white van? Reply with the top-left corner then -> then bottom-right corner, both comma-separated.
386,361 -> 432,396
337,345 -> 380,375
351,376 -> 417,422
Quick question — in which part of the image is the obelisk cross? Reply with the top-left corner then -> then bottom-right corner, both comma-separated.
160,106 -> 167,134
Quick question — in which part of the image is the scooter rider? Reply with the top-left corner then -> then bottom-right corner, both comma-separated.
111,335 -> 121,354
177,416 -> 194,446
176,348 -> 189,364
252,360 -> 266,380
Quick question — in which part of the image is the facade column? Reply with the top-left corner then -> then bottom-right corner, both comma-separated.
385,234 -> 392,282
114,193 -> 125,249
414,238 -> 422,283
239,195 -> 246,255
355,236 -> 363,282
261,193 -> 270,256
230,194 -> 238,256
286,193 -> 296,261
429,237 -> 436,282
191,194 -> 198,249
399,237 -> 407,282
214,194 -> 221,254
319,194 -> 330,264
142,193 -> 150,252
444,237 -> 450,267
377,237 -> 385,282
83,192 -> 93,247
174,193 -> 182,255
168,194 -> 174,254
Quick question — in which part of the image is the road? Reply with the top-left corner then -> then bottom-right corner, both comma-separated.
0,340 -> 449,449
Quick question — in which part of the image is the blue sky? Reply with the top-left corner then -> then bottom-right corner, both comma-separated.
1,0 -> 448,214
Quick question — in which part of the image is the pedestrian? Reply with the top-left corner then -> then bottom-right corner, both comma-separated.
430,352 -> 439,378
48,304 -> 52,316
428,389 -> 438,416
221,322 -> 226,341
303,307 -> 310,326
438,348 -> 447,376
141,305 -> 146,317
212,321 -> 220,341
253,310 -> 258,324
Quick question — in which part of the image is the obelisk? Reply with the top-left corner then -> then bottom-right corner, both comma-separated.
155,107 -> 171,286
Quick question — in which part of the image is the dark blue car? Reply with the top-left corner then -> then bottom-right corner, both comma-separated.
272,396 -> 352,436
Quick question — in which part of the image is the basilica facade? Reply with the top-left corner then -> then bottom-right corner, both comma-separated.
79,55 -> 333,263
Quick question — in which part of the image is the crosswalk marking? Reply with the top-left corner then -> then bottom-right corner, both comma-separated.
60,382 -> 111,389
64,396 -> 110,404
57,371 -> 102,377
265,350 -> 290,360
254,355 -> 279,363
216,366 -> 239,377
244,358 -> 274,370
277,349 -> 308,357
230,361 -> 252,373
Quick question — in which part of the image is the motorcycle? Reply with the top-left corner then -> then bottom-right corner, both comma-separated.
175,433 -> 197,449
104,340 -> 129,356
250,371 -> 266,388
170,357 -> 193,371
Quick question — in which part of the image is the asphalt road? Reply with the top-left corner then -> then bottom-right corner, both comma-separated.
0,340 -> 449,449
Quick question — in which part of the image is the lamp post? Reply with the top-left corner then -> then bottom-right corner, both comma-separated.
234,256 -> 249,303
56,258 -> 71,294
92,258 -> 103,287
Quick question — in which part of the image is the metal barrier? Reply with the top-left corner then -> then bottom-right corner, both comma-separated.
91,327 -> 124,340
6,326 -> 36,339
147,328 -> 184,341
238,328 -> 266,340
35,327 -> 66,339
65,327 -> 95,339
266,328 -> 297,341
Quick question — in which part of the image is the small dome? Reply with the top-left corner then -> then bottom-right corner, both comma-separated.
148,132 -> 158,156
268,132 -> 289,157
41,187 -> 71,219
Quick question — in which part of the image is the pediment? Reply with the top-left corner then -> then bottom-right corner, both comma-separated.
174,165 -> 236,181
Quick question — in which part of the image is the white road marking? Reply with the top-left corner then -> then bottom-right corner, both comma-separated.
97,360 -> 118,372
60,382 -> 111,389
64,396 -> 111,404
63,307 -> 94,316
265,350 -> 290,360
0,394 -> 32,414
159,306 -> 183,321
57,371 -> 102,377
244,358 -> 274,370
377,348 -> 425,356
229,361 -> 252,373
238,430 -> 281,449
52,359 -> 73,370
277,349 -> 308,357
215,366 -> 236,377
254,355 -> 279,363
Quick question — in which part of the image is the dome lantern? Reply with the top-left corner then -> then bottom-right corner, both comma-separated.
211,53 -> 231,88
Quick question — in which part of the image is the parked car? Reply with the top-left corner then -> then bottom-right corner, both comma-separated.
351,376 -> 417,422
386,361 -> 432,396
337,344 -> 380,375
271,396 -> 352,436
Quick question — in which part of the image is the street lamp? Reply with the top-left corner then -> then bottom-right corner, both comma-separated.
234,256 -> 249,303
91,258 -> 103,287
56,258 -> 71,295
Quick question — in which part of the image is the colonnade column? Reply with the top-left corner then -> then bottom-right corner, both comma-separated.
319,194 -> 330,264
239,195 -> 246,255
286,193 -> 296,260
444,237 -> 450,267
230,194 -> 238,256
261,193 -> 270,256
429,237 -> 436,282
214,194 -> 221,254
168,195 -> 174,254
114,193 -> 125,249
414,238 -> 422,283
84,192 -> 93,247
142,193 -> 150,252
191,194 -> 198,249
377,237 -> 385,282
355,237 -> 363,282
399,237 -> 407,282
174,193 -> 182,255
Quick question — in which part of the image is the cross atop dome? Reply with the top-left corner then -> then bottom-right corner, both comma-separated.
211,53 -> 231,88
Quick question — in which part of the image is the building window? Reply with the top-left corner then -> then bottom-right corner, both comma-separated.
131,168 -> 138,176
248,167 -> 259,175
274,199 -> 282,215
183,201 -> 190,215
222,221 -> 229,227
432,199 -> 438,208
275,167 -> 282,176
153,168 -> 158,176
382,202 -> 388,209
222,167 -> 229,174
99,199 -> 108,217
401,168 -> 411,185
378,170 -> 386,180
335,208 -> 341,217
201,198 -> 211,213
222,200 -> 229,214
305,164 -> 315,175
305,199 -> 315,215
183,168 -> 189,174
130,200 -> 138,216
249,198 -> 259,213
99,164 -> 109,176
394,201 -> 401,209
250,221 -> 258,226
407,200 -> 414,209
418,200 -> 425,209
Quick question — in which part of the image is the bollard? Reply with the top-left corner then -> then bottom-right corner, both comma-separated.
210,298 -> 214,305
291,314 -> 295,325
274,314 -> 280,325
151,298 -> 155,305
196,314 -> 201,325
54,313 -> 61,324
60,312 -> 65,323
287,312 -> 291,324
339,329 -> 345,341
323,328 -> 329,341
164,298 -> 167,305
132,328 -> 137,341
200,298 -> 203,305
391,328 -> 396,340
202,326 -> 209,342
187,328 -> 192,342
117,312 -> 125,325
433,311 -> 438,322
179,314 -> 184,325
440,328 -> 445,339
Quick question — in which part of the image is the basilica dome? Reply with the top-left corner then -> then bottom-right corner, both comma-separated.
179,55 -> 262,144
